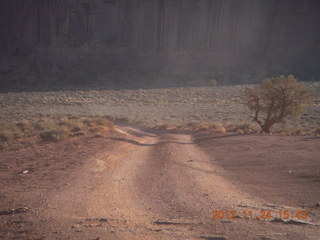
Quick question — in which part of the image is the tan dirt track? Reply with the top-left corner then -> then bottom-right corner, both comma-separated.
0,125 -> 319,240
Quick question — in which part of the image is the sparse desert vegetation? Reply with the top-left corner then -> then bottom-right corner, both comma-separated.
1,1 -> 319,239
0,82 -> 319,240
0,81 -> 319,150
0,116 -> 113,150
0,82 -> 320,133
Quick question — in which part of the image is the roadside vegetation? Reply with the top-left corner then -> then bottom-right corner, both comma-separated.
243,75 -> 314,133
0,77 -> 319,151
152,121 -> 320,135
152,75 -> 318,135
0,115 -> 113,150
152,122 -> 261,134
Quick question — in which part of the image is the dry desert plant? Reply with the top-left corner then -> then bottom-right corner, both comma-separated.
209,79 -> 218,87
39,129 -> 68,142
0,115 -> 114,150
243,75 -> 314,133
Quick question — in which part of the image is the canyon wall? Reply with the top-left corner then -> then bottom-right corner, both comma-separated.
1,0 -> 320,90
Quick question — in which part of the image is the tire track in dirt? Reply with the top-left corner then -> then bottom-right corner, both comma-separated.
127,132 -> 319,239
131,133 -> 264,239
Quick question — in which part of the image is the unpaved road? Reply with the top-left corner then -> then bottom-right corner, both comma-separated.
0,126 -> 319,239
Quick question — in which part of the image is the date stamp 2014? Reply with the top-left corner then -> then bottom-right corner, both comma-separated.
211,210 -> 308,220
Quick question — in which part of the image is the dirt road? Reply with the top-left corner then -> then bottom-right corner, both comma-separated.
0,126 -> 319,239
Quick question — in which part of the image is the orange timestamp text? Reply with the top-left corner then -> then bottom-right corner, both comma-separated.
211,210 -> 308,220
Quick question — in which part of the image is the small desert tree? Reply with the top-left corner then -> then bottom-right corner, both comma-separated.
243,74 -> 313,133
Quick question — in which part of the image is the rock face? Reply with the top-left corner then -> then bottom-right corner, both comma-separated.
0,0 -> 319,90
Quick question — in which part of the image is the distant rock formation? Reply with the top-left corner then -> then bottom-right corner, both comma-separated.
1,0 -> 319,90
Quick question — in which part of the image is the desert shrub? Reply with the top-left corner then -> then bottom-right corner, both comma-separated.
231,123 -> 259,134
0,127 -> 24,150
278,130 -> 291,136
39,129 -> 66,142
243,75 -> 314,133
81,118 -> 94,127
294,128 -> 307,135
116,117 -> 130,123
214,126 -> 226,133
210,122 -> 223,129
92,118 -> 113,128
0,141 -> 8,150
90,126 -> 109,133
0,115 -> 114,150
0,126 -> 23,140
0,130 -> 13,142
186,122 -> 198,129
154,123 -> 172,130
209,79 -> 218,87
33,118 -> 56,131
16,120 -> 31,132
59,117 -> 87,132
224,123 -> 236,132
197,125 -> 210,131
314,128 -> 320,135
208,122 -> 226,133
70,124 -> 83,133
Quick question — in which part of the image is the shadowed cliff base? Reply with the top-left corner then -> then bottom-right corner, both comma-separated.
1,54 -> 319,92
0,0 -> 320,92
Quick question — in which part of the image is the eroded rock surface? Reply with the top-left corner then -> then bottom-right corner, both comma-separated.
1,0 -> 320,90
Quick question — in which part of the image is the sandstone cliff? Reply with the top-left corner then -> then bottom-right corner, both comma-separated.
1,0 -> 319,90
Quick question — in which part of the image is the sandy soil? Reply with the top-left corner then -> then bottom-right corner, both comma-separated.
0,125 -> 319,240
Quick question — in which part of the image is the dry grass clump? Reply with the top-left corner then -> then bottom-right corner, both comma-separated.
276,127 -> 319,136
0,130 -> 14,149
196,125 -> 210,131
90,117 -> 114,128
16,120 -> 32,132
209,79 -> 218,87
314,128 -> 320,135
0,125 -> 24,150
83,117 -> 114,136
152,122 -> 226,132
34,117 -> 77,141
39,129 -> 68,142
0,130 -> 15,142
58,117 -> 87,133
185,122 -> 199,130
33,118 -> 57,131
173,122 -> 210,131
214,126 -> 227,133
0,116 -> 114,150
228,123 -> 260,134
149,120 -> 316,136
153,123 -> 174,130
208,122 -> 226,133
